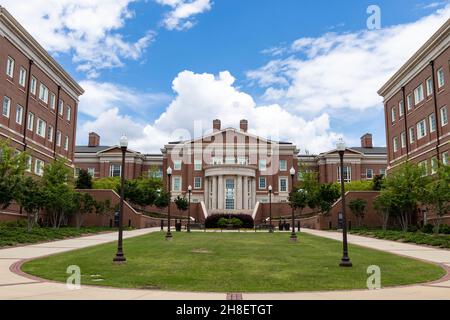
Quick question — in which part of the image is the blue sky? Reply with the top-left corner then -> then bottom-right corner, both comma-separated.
3,0 -> 450,153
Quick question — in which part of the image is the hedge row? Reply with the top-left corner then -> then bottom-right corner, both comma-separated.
205,214 -> 254,229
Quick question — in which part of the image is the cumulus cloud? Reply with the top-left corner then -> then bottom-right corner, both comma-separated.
1,0 -> 154,77
155,0 -> 212,30
247,5 -> 450,113
78,71 -> 340,154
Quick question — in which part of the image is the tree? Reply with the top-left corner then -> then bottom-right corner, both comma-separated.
349,198 -> 367,227
423,164 -> 450,234
381,162 -> 429,232
372,174 -> 385,191
0,140 -> 27,209
72,192 -> 96,229
174,195 -> 189,214
93,177 -> 121,190
41,158 -> 75,229
374,190 -> 398,231
316,183 -> 341,215
155,190 -> 170,210
16,176 -> 45,232
288,187 -> 308,217
76,169 -> 92,189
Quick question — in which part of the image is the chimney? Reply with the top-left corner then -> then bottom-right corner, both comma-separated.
88,132 -> 100,147
240,119 -> 248,132
213,119 -> 221,132
361,133 -> 373,148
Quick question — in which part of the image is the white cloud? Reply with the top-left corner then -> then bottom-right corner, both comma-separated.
156,0 -> 212,30
79,71 -> 341,154
247,5 -> 450,113
1,0 -> 154,77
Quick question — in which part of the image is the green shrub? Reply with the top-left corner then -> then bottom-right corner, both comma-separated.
421,224 -> 434,234
217,218 -> 228,228
231,218 -> 243,228
407,225 -> 418,233
439,225 -> 450,235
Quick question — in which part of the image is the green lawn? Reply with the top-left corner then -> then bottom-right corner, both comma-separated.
22,232 -> 445,292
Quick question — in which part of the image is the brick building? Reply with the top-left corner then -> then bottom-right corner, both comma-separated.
298,133 -> 387,184
378,19 -> 450,172
0,6 -> 84,175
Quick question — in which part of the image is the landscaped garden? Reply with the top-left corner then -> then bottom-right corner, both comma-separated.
22,232 -> 445,292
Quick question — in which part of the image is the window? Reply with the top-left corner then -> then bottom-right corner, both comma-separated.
15,105 -> 23,124
47,126 -> 53,142
39,84 -> 48,104
428,113 -> 436,133
30,77 -> 37,95
407,94 -> 413,110
237,157 -> 248,165
109,164 -> 121,177
279,160 -> 287,171
194,160 -> 202,171
174,160 -> 182,170
149,169 -> 163,179
56,130 -> 61,147
58,99 -> 64,116
379,169 -> 386,176
431,157 -> 438,175
419,161 -> 428,176
259,177 -> 267,189
74,168 -> 81,178
19,67 -> 26,87
393,137 -> 398,152
443,152 -> 449,165
441,106 -> 448,126
399,100 -> 404,118
26,156 -> 32,172
225,157 -> 235,164
64,136 -> 69,151
34,159 -> 44,176
437,67 -> 445,88
338,166 -> 351,183
417,120 -> 427,139
366,169 -> 374,180
194,177 -> 202,189
401,131 -> 406,149
391,107 -> 396,123
279,177 -> 288,192
259,159 -> 267,171
66,106 -> 71,121
173,177 -> 181,192
409,127 -> 415,144
212,157 -> 223,165
87,168 -> 95,177
2,96 -> 11,118
27,112 -> 34,131
49,93 -> 56,110
414,84 -> 424,104
6,56 -> 14,78
426,77 -> 433,96
36,118 -> 46,138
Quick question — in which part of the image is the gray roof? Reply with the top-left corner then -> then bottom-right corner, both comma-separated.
75,146 -> 111,153
350,147 -> 387,155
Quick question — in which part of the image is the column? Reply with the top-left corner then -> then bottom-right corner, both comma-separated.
204,177 -> 209,209
251,178 -> 256,209
212,176 -> 217,210
236,176 -> 242,210
243,176 -> 248,210
218,175 -> 224,210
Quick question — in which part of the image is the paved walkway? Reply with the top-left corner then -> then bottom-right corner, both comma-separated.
0,228 -> 449,300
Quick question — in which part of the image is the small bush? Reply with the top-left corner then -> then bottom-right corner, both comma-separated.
231,218 -> 243,228
439,225 -> 450,235
217,218 -> 228,228
205,214 -> 254,229
407,225 -> 418,233
421,224 -> 434,234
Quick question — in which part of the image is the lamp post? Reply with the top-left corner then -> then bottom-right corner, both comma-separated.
337,138 -> 352,267
268,185 -> 273,233
187,185 -> 192,233
289,167 -> 297,242
166,166 -> 173,241
113,135 -> 128,263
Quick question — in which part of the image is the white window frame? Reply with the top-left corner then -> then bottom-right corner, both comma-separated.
437,67 -> 445,88
36,118 -> 46,138
429,113 -> 436,133
398,100 -> 404,118
194,159 -> 202,171
15,105 -> 23,124
58,99 -> 64,116
279,160 -> 287,171
194,177 -> 202,189
259,159 -> 267,171
6,56 -> 14,78
109,164 -> 122,177
379,169 -> 386,176
441,106 -> 448,126
174,160 -> 182,170
279,177 -> 288,192
225,157 -> 235,164
56,130 -> 61,147
66,106 -> 71,121
426,77 -> 433,96
416,120 -> 427,139
414,84 -> 424,105
391,107 -> 396,123
64,136 -> 69,151
393,137 -> 398,152
2,96 -> 11,118
30,77 -> 37,95
34,159 -> 44,176
431,157 -> 438,175
27,112 -> 34,131
366,169 -> 374,180
87,168 -> 95,177
407,94 -> 413,111
419,161 -> 428,177
212,157 -> 223,165
237,157 -> 248,165
39,84 -> 49,104
19,67 -> 26,87
443,152 -> 449,166
259,177 -> 267,190
338,166 -> 352,183
401,131 -> 406,149
50,93 -> 56,110
47,125 -> 53,142
26,156 -> 32,172
409,127 -> 415,144
173,176 -> 182,192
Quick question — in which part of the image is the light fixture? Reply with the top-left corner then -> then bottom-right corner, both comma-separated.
289,167 -> 295,176
336,138 -> 346,152
188,185 -> 192,192
119,134 -> 128,148
167,166 -> 173,176
268,185 -> 272,192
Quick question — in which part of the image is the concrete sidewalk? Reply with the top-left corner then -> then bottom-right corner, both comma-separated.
0,227 -> 449,300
